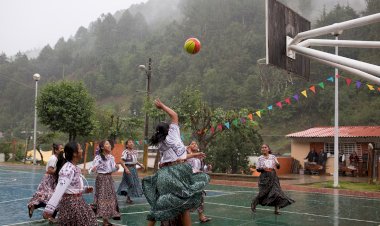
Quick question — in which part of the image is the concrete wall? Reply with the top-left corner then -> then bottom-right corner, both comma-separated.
290,140 -> 310,167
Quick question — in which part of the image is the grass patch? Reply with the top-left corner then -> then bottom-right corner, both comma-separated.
309,181 -> 380,192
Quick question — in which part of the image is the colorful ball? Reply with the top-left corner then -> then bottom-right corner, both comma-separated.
184,38 -> 201,54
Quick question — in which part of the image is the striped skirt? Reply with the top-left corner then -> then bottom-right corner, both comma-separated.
94,173 -> 121,219
28,173 -> 56,207
57,194 -> 97,226
117,166 -> 143,198
142,163 -> 210,221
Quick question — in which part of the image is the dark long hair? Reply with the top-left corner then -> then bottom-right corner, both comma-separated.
98,139 -> 113,161
54,141 -> 79,180
150,122 -> 169,146
52,143 -> 61,155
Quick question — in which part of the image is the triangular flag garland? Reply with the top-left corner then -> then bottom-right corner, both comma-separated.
110,75 -> 380,144
301,90 -> 308,98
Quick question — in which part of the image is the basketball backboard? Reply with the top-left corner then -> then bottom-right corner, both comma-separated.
266,0 -> 310,80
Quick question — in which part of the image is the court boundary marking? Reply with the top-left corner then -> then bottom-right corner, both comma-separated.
205,201 -> 380,224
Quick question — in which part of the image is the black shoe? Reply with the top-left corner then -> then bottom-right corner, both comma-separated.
251,202 -> 256,212
28,205 -> 34,218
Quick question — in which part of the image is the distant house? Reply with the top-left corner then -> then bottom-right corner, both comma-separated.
0,132 -> 3,138
286,126 -> 380,175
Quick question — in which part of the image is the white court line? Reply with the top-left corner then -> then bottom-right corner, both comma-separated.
3,219 -> 46,226
219,188 -> 380,202
121,210 -> 150,215
0,169 -> 42,175
0,197 -> 30,204
205,201 -> 380,224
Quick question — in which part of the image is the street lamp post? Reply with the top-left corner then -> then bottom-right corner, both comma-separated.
138,58 -> 152,171
32,73 -> 40,165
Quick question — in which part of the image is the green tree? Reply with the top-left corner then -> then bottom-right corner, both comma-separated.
208,108 -> 262,174
37,81 -> 96,141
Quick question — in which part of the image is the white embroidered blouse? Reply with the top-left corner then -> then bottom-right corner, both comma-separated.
158,123 -> 187,163
90,154 -> 118,174
46,154 -> 58,172
256,154 -> 279,170
121,149 -> 138,165
187,157 -> 202,173
45,162 -> 87,214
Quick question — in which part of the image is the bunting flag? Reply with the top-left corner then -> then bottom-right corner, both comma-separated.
309,85 -> 316,94
120,140 -> 124,145
89,142 -> 93,146
356,81 -> 362,89
217,124 -> 223,131
301,90 -> 307,98
232,119 -> 239,127
335,74 -> 340,78
367,84 -> 375,91
345,78 -> 352,86
255,111 -> 261,118
139,140 -> 143,145
166,73 -> 380,142
318,82 -> 325,89
135,141 -> 139,145
144,140 -> 148,144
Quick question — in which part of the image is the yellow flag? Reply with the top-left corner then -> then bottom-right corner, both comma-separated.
367,84 -> 375,90
301,90 -> 307,98
255,111 -> 261,118
89,142 -> 93,146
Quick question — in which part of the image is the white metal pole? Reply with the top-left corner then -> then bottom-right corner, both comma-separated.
333,35 -> 339,188
33,80 -> 38,165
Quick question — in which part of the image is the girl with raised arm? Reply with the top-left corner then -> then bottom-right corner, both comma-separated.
142,99 -> 210,226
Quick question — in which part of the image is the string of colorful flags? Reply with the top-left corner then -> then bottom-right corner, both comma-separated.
86,74 -> 379,146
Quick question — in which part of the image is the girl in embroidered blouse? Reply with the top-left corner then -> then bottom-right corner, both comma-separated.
117,139 -> 144,204
251,144 -> 294,215
43,141 -> 97,225
28,143 -> 63,219
90,140 -> 121,226
142,99 -> 210,226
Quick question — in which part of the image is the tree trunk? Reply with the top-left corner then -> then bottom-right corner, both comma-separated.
37,148 -> 44,164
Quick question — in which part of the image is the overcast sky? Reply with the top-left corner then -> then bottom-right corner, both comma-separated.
0,0 -> 147,56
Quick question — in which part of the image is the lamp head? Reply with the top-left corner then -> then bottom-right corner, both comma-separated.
33,73 -> 41,81
138,65 -> 146,71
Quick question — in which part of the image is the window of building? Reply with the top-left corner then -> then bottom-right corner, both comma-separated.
324,143 -> 356,155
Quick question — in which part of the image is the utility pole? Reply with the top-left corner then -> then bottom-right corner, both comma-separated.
139,58 -> 152,171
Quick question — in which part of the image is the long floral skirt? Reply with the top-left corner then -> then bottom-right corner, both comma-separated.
142,163 -> 210,221
57,194 -> 97,226
251,170 -> 295,208
117,166 -> 143,198
94,173 -> 121,219
28,173 -> 56,207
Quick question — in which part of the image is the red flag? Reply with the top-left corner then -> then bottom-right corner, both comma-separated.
210,127 -> 215,134
276,102 -> 282,109
285,98 -> 291,105
309,85 -> 316,94
345,78 -> 352,86
217,124 -> 223,131
248,113 -> 253,121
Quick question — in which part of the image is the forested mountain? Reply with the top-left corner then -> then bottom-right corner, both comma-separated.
0,0 -> 379,152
